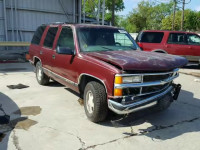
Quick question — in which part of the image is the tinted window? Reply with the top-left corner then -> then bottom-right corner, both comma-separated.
140,32 -> 164,43
44,27 -> 58,48
187,34 -> 200,45
168,33 -> 186,44
57,27 -> 74,50
31,26 -> 46,45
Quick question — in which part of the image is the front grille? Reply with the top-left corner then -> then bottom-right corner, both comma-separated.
142,84 -> 168,93
116,69 -> 179,98
143,74 -> 173,82
122,83 -> 169,96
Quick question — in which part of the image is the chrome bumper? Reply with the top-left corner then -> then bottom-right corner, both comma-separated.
108,86 -> 174,115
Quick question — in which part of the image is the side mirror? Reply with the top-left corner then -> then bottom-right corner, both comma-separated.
56,46 -> 75,55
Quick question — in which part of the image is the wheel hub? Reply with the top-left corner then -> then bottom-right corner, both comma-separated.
86,90 -> 94,114
37,67 -> 42,81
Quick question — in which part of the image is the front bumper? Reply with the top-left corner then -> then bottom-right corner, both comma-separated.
108,85 -> 180,114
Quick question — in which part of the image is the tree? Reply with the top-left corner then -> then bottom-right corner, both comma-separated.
162,9 -> 200,31
121,0 -> 173,32
83,0 -> 124,25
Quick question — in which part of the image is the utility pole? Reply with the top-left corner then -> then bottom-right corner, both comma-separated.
97,0 -> 100,24
172,0 -> 176,30
102,0 -> 105,25
181,0 -> 185,30
111,0 -> 115,26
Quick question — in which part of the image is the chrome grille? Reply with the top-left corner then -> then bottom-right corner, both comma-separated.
115,69 -> 179,97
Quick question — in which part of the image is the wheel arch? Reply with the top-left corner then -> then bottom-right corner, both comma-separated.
33,56 -> 42,66
78,73 -> 107,98
152,49 -> 168,54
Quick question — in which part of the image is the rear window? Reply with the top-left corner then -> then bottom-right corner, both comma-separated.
139,32 -> 164,43
43,27 -> 58,48
168,33 -> 186,44
31,26 -> 46,45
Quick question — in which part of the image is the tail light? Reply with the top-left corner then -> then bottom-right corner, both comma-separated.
26,54 -> 31,60
137,42 -> 143,50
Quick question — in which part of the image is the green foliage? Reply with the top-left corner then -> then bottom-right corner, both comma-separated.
83,0 -> 124,24
105,0 -> 124,12
119,0 -> 199,33
119,0 -> 174,32
162,9 -> 200,31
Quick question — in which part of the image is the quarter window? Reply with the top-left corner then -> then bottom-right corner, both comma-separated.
140,32 -> 164,43
44,27 -> 58,48
168,33 -> 186,44
31,26 -> 46,45
187,34 -> 200,45
57,27 -> 74,50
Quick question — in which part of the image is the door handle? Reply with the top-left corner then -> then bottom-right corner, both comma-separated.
188,46 -> 192,49
52,55 -> 55,59
40,50 -> 43,55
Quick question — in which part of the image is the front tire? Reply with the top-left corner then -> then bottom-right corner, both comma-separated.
35,61 -> 49,85
84,81 -> 108,123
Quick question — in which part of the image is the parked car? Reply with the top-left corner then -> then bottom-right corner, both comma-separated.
28,24 -> 187,122
136,30 -> 200,64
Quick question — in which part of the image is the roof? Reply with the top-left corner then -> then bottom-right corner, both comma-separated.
42,22 -> 121,29
142,30 -> 197,34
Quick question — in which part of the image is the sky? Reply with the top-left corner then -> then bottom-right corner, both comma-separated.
117,0 -> 200,16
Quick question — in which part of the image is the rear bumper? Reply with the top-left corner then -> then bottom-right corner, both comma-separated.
108,85 -> 179,115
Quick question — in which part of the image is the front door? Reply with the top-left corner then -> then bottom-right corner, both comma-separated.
186,33 -> 200,62
51,26 -> 78,87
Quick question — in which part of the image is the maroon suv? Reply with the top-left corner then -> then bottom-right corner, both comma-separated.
28,23 -> 187,122
136,30 -> 200,64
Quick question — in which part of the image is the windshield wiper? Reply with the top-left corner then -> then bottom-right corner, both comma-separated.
100,46 -> 115,51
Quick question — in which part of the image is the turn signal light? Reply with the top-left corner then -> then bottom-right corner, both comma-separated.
114,88 -> 122,96
115,76 -> 122,84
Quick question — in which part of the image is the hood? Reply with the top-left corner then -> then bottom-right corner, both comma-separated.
85,50 -> 188,71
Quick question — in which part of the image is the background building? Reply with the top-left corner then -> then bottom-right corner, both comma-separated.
0,0 -> 82,61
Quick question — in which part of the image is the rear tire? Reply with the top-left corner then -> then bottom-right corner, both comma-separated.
35,61 -> 49,85
84,81 -> 108,123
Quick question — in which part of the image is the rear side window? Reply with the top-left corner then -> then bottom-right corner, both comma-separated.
140,32 -> 164,43
168,33 -> 186,44
44,27 -> 58,48
31,26 -> 46,45
57,27 -> 74,50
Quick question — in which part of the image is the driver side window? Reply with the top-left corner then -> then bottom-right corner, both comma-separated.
57,27 -> 75,50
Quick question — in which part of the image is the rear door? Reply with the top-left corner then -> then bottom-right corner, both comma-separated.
186,33 -> 200,62
29,25 -> 46,61
41,26 -> 58,71
165,32 -> 193,57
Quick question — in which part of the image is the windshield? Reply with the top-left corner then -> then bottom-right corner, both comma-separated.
77,27 -> 138,52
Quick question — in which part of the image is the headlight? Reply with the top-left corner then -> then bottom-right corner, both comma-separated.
123,76 -> 142,83
115,75 -> 142,84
